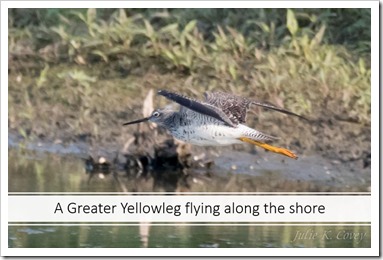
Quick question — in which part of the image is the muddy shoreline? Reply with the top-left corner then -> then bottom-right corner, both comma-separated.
8,89 -> 371,172
8,85 -> 371,192
9,110 -> 371,192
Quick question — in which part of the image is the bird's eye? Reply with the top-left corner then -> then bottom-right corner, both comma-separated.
152,111 -> 160,117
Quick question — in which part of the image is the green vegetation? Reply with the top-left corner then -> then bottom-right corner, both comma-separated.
8,8 -> 371,157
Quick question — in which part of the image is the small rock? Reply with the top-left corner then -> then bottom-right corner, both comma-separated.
98,157 -> 107,164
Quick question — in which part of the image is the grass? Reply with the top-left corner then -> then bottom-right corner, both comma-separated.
8,8 -> 371,156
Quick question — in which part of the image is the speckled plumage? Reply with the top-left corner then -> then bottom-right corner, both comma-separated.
124,90 -> 307,159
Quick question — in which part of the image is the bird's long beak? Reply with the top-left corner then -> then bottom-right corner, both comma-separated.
123,117 -> 150,126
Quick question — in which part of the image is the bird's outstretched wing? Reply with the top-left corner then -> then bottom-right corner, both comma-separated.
158,90 -> 309,126
205,91 -> 309,122
157,90 -> 236,127
204,92 -> 251,125
250,100 -> 309,121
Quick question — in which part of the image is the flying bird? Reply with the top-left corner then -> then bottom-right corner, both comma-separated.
124,90 -> 308,159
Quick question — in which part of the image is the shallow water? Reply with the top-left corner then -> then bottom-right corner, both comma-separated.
8,146 -> 370,193
9,225 -> 370,248
8,147 -> 371,248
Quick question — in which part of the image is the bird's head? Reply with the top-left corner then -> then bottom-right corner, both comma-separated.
123,106 -> 176,127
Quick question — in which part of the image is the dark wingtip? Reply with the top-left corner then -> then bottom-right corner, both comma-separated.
251,100 -> 311,123
291,114 -> 311,122
297,115 -> 313,123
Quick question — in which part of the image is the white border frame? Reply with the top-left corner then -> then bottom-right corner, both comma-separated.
1,1 -> 379,256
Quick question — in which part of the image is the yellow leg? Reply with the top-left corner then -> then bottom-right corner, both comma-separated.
238,137 -> 298,160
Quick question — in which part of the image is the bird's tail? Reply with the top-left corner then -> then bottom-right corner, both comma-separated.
238,137 -> 298,159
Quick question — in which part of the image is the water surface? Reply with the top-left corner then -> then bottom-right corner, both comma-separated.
8,148 -> 371,248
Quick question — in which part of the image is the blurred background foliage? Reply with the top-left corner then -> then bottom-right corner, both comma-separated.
8,8 -> 371,154
8,8 -> 371,51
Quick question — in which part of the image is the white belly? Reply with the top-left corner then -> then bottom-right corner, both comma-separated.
170,124 -> 247,146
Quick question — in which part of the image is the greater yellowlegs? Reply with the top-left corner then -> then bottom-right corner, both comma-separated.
124,90 -> 307,159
